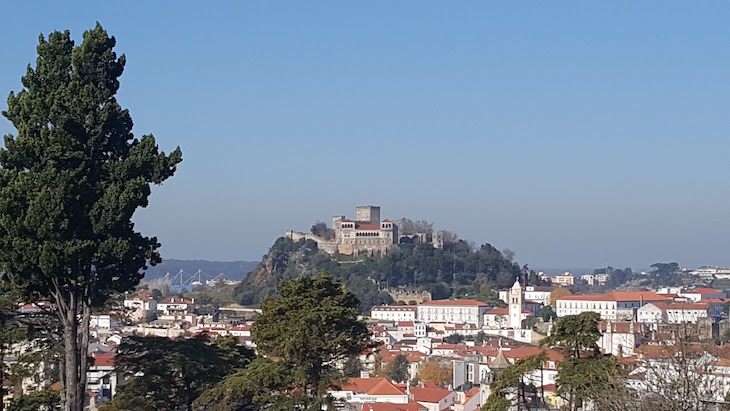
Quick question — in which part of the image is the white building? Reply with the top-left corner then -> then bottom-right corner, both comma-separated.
688,266 -> 730,280
598,321 -> 640,356
86,352 -> 123,404
556,291 -> 671,320
580,273 -> 610,286
552,272 -> 575,286
483,308 -> 532,329
157,297 -> 195,315
328,377 -> 409,404
123,291 -> 158,322
499,285 -> 552,307
637,302 -> 714,324
90,315 -> 116,330
678,288 -> 726,302
370,305 -> 417,322
417,299 -> 489,327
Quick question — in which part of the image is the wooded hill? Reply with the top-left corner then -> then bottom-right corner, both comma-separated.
233,236 -> 545,312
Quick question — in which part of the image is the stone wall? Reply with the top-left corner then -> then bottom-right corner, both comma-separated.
284,230 -> 339,254
387,289 -> 432,304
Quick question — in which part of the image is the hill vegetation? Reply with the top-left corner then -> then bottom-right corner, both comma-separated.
233,236 -> 545,312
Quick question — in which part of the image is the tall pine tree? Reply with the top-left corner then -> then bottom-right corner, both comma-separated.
0,24 -> 181,411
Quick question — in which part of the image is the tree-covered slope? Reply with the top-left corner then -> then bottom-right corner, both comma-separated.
233,237 -> 541,312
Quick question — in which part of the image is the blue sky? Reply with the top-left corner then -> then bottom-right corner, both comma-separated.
1,1 -> 729,269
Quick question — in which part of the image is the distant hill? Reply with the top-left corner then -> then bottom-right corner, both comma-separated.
143,259 -> 259,282
233,236 -> 546,312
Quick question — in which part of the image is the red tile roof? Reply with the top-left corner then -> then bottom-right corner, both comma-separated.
649,301 -> 710,311
398,321 -> 414,327
599,321 -> 636,333
410,387 -> 453,403
464,387 -> 480,399
357,224 -> 382,230
334,378 -> 404,396
688,288 -> 724,295
362,402 -> 426,411
502,347 -> 564,363
92,353 -> 115,367
559,291 -> 671,302
421,299 -> 488,307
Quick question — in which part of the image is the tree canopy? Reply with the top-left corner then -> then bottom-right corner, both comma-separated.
540,312 -> 601,358
387,354 -> 410,383
107,335 -> 253,411
252,270 -> 372,409
0,24 -> 181,411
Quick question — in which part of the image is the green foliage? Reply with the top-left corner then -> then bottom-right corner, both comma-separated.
0,24 -> 181,411
0,22 -> 182,308
480,395 -> 510,411
107,335 -> 252,411
342,355 -> 362,378
198,272 -> 369,411
490,352 -> 548,408
444,334 -> 465,344
387,354 -> 409,383
556,356 -> 623,408
193,358 -> 295,411
7,389 -> 60,411
539,312 -> 601,358
252,271 -> 372,408
235,236 -> 525,312
540,306 -> 556,322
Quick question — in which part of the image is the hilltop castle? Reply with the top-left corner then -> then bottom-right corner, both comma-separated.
285,205 -> 443,256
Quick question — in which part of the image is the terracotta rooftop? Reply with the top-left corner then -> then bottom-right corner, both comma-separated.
648,301 -> 710,311
362,402 -> 426,411
357,224 -> 382,230
559,291 -> 671,302
502,347 -> 564,363
598,321 -> 636,334
334,378 -> 404,396
92,352 -> 115,367
410,387 -> 453,403
687,288 -> 723,294
421,299 -> 488,307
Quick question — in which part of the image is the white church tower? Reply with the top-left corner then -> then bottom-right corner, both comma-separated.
509,279 -> 523,329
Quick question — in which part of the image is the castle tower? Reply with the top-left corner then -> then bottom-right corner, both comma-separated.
355,205 -> 380,225
509,279 -> 523,329
332,216 -> 344,243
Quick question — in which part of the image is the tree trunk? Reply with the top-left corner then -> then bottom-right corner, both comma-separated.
58,291 -> 89,411
78,299 -> 91,406
63,308 -> 80,411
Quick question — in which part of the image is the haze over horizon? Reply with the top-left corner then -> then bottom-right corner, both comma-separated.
2,2 -> 729,269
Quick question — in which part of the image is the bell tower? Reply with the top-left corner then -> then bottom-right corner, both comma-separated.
509,279 -> 523,329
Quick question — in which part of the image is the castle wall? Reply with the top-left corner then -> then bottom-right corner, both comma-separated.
284,230 -> 339,254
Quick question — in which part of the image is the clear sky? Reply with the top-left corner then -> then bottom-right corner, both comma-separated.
1,1 -> 729,270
